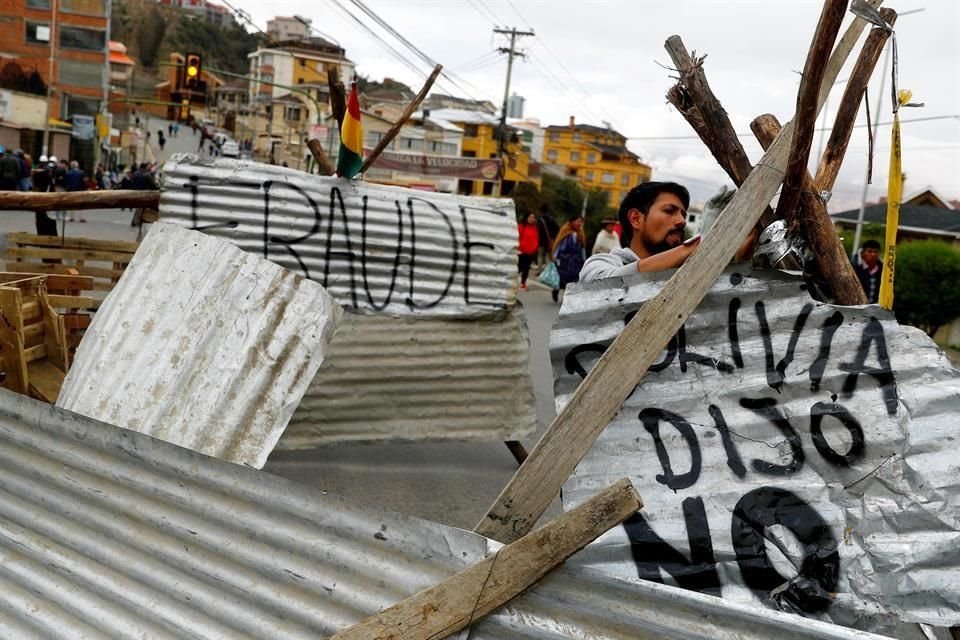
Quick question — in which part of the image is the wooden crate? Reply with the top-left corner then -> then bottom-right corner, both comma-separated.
5,232 -> 140,303
0,274 -> 70,402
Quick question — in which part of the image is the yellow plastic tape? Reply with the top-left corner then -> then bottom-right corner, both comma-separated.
878,90 -> 911,310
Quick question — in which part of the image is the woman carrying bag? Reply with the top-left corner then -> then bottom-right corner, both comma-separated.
548,214 -> 586,302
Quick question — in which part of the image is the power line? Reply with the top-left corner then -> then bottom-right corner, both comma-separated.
624,114 -> 960,140
452,50 -> 500,73
464,0 -> 498,26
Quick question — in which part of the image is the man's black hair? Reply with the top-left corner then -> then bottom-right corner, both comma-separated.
618,181 -> 690,248
861,239 -> 881,250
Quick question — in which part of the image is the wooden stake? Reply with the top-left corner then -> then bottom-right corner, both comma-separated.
775,0 -> 849,223
0,191 -> 160,212
814,8 -> 897,192
328,68 -> 347,133
474,8 -> 880,544
307,139 -> 336,176
751,114 -> 867,305
331,478 -> 641,640
664,39 -> 776,232
360,64 -> 443,175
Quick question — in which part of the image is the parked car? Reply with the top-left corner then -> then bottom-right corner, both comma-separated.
221,140 -> 240,158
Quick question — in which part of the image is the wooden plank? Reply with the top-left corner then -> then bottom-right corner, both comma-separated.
8,232 -> 141,254
474,13 -> 878,544
813,8 -> 897,191
0,322 -> 27,394
3,262 -> 126,280
332,479 -> 641,640
22,322 -> 43,341
46,295 -> 96,310
63,314 -> 92,331
0,190 -> 159,212
27,360 -> 65,403
774,0 -> 848,222
21,300 -> 39,323
24,343 -> 45,363
306,139 -> 335,176
38,273 -> 97,293
752,114 -> 867,305
0,289 -> 25,336
7,246 -> 135,264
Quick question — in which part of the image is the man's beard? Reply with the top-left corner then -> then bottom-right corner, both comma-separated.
643,229 -> 684,255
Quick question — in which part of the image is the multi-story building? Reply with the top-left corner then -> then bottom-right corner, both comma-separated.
412,107 -> 538,196
108,40 -> 135,97
0,0 -> 109,158
266,16 -> 310,42
156,0 -> 234,26
247,37 -> 355,125
542,117 -> 652,207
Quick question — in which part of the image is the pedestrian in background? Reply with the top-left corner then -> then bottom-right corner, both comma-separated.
157,130 -> 166,152
0,146 -> 22,191
65,161 -> 87,222
517,212 -> 540,290
16,150 -> 32,191
592,217 -> 620,255
853,239 -> 883,304
550,214 -> 586,302
31,155 -> 57,236
537,205 -> 559,269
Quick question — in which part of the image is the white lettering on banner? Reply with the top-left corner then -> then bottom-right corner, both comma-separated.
552,269 -> 960,635
159,154 -> 518,318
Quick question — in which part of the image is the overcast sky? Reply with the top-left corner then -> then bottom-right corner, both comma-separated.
236,0 -> 960,210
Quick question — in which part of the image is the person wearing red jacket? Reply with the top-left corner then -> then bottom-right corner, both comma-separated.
517,212 -> 540,290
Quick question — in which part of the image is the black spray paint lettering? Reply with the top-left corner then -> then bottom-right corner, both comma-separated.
622,497 -> 722,597
738,397 -> 805,476
639,408 -> 702,491
753,301 -> 814,392
809,402 -> 865,466
182,177 -> 506,310
731,486 -> 839,613
839,316 -> 898,416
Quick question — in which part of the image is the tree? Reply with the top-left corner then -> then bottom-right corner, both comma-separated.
893,240 -> 960,336
137,7 -> 167,68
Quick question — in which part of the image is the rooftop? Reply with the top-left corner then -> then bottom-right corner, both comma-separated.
831,203 -> 960,238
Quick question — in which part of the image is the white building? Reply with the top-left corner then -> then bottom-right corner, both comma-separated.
267,16 -> 310,42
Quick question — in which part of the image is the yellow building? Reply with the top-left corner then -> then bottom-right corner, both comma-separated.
543,117 -> 652,207
419,108 -> 539,196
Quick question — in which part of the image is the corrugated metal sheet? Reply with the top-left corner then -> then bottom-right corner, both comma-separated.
279,307 -> 536,447
158,155 -> 536,444
56,223 -> 342,469
0,388 -> 888,640
550,268 -> 960,635
159,154 -> 518,319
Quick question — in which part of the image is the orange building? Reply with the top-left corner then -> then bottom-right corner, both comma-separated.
0,0 -> 108,124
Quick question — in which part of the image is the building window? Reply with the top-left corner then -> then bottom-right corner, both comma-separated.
570,151 -> 580,162
299,59 -> 306,67
61,0 -> 106,15
585,170 -> 594,181
297,78 -> 304,84
60,25 -> 106,51
549,131 -> 559,142
25,21 -> 51,44
284,106 -> 301,121
573,133 -> 581,142
463,124 -> 478,138
261,53 -> 274,66
463,150 -> 476,158
547,149 -> 557,162
58,59 -> 102,88
621,173 -> 629,186
601,172 -> 614,184
587,152 -> 596,164
26,0 -> 51,8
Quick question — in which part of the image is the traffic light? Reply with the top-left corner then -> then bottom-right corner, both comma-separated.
179,98 -> 190,121
184,53 -> 202,89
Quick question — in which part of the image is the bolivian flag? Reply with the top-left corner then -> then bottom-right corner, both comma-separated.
337,83 -> 363,179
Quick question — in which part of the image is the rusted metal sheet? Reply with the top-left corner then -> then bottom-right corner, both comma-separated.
279,308 -> 536,447
551,268 -> 960,636
159,154 -> 518,319
0,389 -> 888,639
56,223 -> 342,469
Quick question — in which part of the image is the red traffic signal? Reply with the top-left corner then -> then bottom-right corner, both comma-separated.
184,53 -> 202,89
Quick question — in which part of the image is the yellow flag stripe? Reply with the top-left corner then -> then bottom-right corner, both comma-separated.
341,112 -> 363,156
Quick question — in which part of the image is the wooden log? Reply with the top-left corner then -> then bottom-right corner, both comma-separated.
331,478 -> 641,640
814,8 -> 897,191
0,191 -> 160,212
664,41 -> 776,233
751,114 -> 867,305
306,139 -> 335,176
360,64 -> 443,174
474,10 -> 879,544
327,68 -> 347,132
774,0 -> 848,224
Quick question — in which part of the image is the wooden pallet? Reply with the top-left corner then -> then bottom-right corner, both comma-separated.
0,274 -> 71,403
5,232 -> 140,301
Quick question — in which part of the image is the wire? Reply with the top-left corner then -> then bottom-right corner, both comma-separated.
625,114 -> 960,140
464,0 -> 498,26
452,50 -> 500,73
325,0 -> 429,80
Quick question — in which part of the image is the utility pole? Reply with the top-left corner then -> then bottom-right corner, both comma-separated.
493,26 -> 533,196
41,0 -> 59,157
